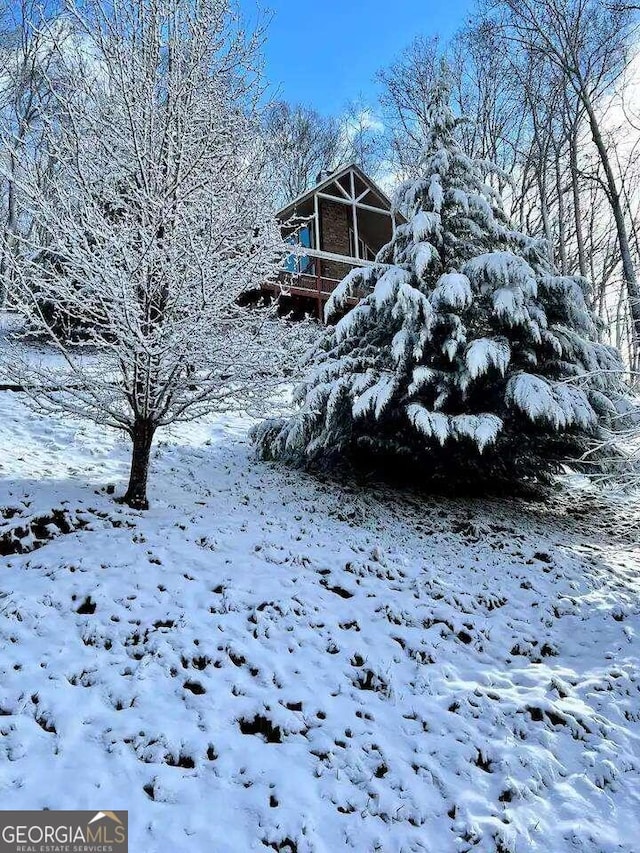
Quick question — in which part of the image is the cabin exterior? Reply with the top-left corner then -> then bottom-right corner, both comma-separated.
264,163 -> 404,318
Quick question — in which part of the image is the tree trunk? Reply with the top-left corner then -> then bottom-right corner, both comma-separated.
0,149 -> 19,308
123,419 -> 155,510
582,92 -> 640,362
554,145 -> 567,274
538,172 -> 554,264
569,124 -> 587,279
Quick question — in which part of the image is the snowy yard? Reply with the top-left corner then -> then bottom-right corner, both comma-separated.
0,312 -> 100,387
0,391 -> 639,852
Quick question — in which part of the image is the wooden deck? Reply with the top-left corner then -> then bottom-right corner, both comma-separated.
263,269 -> 358,318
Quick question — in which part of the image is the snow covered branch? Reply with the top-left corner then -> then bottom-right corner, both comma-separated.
3,0 -> 311,507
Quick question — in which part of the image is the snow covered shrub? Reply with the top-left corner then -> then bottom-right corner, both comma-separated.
253,75 -> 630,490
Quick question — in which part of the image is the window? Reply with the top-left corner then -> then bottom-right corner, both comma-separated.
283,225 -> 313,274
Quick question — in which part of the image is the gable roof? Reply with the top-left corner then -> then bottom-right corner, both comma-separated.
276,162 -> 398,221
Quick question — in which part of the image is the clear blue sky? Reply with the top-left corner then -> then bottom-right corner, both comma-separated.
240,0 -> 474,116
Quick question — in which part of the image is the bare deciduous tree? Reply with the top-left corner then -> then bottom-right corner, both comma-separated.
491,0 -> 640,365
0,0 -> 68,306
8,0 -> 305,509
377,35 -> 441,179
338,97 -> 385,179
264,101 -> 343,204
264,98 -> 385,206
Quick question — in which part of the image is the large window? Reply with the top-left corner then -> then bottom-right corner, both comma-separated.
284,225 -> 313,274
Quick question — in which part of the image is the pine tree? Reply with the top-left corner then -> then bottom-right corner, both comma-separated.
253,74 -> 628,490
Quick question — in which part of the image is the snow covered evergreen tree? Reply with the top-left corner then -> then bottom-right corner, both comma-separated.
253,74 -> 629,489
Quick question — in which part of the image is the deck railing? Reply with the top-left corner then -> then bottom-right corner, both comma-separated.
263,250 -> 369,318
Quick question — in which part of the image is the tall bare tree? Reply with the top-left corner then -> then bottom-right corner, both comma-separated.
491,0 -> 640,365
0,0 -> 68,306
377,36 -> 441,178
7,0 -> 302,509
338,97 -> 385,179
265,98 -> 385,207
264,102 -> 343,204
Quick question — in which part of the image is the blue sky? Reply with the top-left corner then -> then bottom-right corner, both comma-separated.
240,0 -> 474,116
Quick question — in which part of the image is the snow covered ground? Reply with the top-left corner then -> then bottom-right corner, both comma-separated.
0,390 -> 639,852
0,311 -> 100,385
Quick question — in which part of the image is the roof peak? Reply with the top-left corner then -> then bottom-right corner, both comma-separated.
277,163 -> 392,218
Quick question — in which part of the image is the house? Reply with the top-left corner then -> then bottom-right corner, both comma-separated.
264,163 -> 404,319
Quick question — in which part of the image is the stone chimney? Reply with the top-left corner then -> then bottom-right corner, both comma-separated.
316,168 -> 334,185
